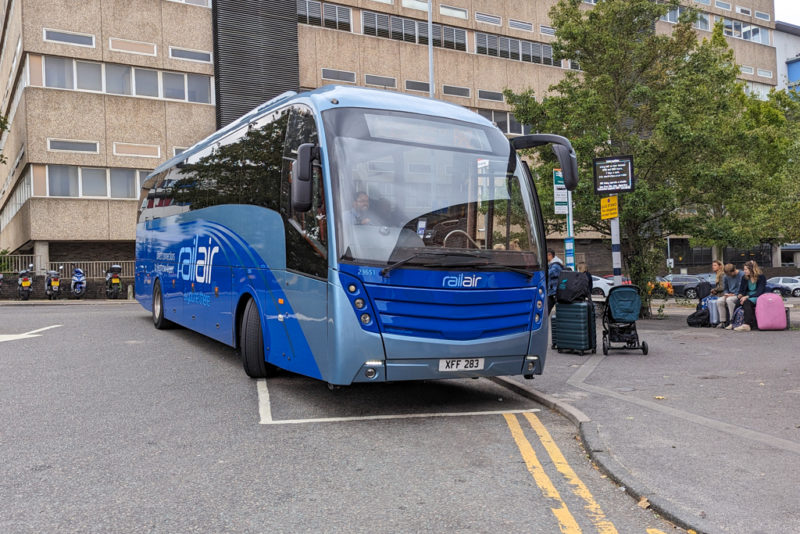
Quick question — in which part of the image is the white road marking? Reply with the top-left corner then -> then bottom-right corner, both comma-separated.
0,325 -> 62,344
256,378 -> 538,425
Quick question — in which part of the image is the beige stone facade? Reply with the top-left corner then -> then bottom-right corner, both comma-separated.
0,0 -> 779,265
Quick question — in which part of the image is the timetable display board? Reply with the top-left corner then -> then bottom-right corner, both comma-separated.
593,156 -> 634,194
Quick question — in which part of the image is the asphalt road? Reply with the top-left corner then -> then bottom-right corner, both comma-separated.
0,303 -> 681,533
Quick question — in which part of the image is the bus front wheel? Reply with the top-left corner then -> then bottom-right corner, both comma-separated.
152,280 -> 173,330
240,298 -> 275,379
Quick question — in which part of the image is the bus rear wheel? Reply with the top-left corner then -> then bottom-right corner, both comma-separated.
240,298 -> 276,379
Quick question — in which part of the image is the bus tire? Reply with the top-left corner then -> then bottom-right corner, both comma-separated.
152,279 -> 173,330
241,298 -> 274,379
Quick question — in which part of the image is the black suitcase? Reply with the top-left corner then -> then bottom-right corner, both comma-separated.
551,300 -> 596,355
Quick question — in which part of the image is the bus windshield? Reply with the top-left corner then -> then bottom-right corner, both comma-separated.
323,108 -> 543,271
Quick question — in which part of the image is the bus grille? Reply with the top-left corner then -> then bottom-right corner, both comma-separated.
365,284 -> 535,341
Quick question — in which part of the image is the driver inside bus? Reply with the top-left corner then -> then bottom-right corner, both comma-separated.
345,191 -> 374,225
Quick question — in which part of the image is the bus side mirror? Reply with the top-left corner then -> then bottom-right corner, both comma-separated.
511,134 -> 579,191
291,143 -> 318,212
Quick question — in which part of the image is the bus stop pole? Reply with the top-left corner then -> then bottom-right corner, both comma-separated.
610,194 -> 622,286
565,189 -> 575,271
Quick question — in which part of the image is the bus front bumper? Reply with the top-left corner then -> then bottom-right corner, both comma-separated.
350,354 -> 541,383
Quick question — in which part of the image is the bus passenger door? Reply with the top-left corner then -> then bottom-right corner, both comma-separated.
277,105 -> 328,380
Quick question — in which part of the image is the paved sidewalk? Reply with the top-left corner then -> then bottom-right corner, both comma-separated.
500,301 -> 800,533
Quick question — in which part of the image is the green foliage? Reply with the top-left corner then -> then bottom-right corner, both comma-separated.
505,0 -> 800,314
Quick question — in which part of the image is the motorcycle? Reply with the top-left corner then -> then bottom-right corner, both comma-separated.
45,266 -> 64,300
71,267 -> 86,299
105,264 -> 123,299
18,263 -> 34,300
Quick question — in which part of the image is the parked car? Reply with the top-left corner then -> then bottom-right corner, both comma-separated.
601,274 -> 632,285
591,275 -> 616,297
765,281 -> 792,298
767,277 -> 800,297
662,274 -> 702,299
695,272 -> 718,284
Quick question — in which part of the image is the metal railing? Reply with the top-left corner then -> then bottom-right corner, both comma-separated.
0,254 -> 40,274
47,261 -> 136,279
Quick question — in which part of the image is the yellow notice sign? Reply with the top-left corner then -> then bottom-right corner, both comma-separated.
600,195 -> 618,220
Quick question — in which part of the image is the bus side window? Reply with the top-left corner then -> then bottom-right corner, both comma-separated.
282,105 -> 327,279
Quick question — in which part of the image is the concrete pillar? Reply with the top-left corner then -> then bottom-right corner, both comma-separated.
33,241 -> 49,273
771,244 -> 781,268
711,245 -> 721,262
794,251 -> 800,267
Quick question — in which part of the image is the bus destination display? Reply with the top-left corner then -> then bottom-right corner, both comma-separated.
593,156 -> 634,194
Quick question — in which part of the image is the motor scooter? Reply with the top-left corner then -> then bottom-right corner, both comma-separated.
105,264 -> 123,299
45,266 -> 64,300
18,263 -> 34,300
71,267 -> 86,299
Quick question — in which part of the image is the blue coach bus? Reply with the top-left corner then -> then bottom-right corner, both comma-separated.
136,85 -> 578,386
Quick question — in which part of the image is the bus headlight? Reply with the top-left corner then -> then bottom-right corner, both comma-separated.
348,284 -> 357,293
536,300 -> 543,310
360,313 -> 371,325
354,298 -> 365,309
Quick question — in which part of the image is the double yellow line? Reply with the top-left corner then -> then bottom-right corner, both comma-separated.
504,412 -> 619,534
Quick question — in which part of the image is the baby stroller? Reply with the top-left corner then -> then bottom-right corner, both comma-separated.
602,285 -> 648,355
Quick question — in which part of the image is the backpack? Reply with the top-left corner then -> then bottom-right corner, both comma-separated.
731,306 -> 745,329
556,270 -> 590,303
696,281 -> 712,300
687,308 -> 710,328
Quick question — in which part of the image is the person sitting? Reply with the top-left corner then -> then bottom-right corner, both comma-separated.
710,260 -> 724,296
731,260 -> 766,332
345,191 -> 374,225
547,249 -> 564,314
577,261 -> 593,293
716,263 -> 744,328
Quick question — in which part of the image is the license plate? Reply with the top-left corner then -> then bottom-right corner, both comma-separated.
112,278 -> 120,284
438,358 -> 484,372
52,280 -> 59,287
22,280 -> 30,287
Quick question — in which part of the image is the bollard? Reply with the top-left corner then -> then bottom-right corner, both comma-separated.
127,284 -> 134,300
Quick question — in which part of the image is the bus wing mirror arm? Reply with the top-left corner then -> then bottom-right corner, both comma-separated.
292,143 -> 319,212
510,134 -> 578,191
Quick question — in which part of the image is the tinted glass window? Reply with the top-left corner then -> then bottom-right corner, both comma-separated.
135,69 -> 159,97
106,64 -> 132,95
48,165 -> 79,196
282,105 -> 326,279
44,56 -> 74,89
76,61 -> 102,91
170,109 -> 289,213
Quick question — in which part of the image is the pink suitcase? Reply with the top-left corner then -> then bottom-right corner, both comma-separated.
756,293 -> 787,330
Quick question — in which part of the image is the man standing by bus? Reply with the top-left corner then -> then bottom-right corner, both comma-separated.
547,249 -> 564,314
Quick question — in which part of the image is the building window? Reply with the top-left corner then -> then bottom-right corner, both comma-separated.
405,80 -> 430,93
44,56 -> 74,89
476,109 -> 527,135
740,65 -> 754,74
43,29 -> 95,47
478,89 -> 503,102
113,142 -> 161,158
106,64 -> 132,95
440,5 -> 467,20
134,69 -> 159,97
321,68 -> 356,83
187,74 -> 211,103
109,38 -> 157,56
365,74 -> 396,88
715,1 -> 731,10
167,0 -> 211,6
110,169 -> 138,198
714,16 -> 770,44
540,25 -> 555,36
76,61 -> 102,91
477,32 -> 553,66
168,47 -> 212,63
81,167 -> 108,197
754,11 -> 770,21
757,69 -> 773,78
476,12 -> 501,26
442,85 -> 469,98
298,1 -> 351,31
508,19 -> 533,32
735,6 -> 751,16
48,165 -> 80,197
694,0 -> 710,4
362,11 -> 465,51
401,0 -> 428,10
48,139 -> 99,153
162,72 -> 185,99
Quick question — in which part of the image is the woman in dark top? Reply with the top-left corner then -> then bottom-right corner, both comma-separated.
734,260 -> 766,331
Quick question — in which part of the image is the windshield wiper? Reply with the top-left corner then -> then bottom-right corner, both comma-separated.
380,250 -> 532,279
453,260 -> 534,280
380,252 -> 447,277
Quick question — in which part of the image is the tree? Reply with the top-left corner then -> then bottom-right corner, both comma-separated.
505,0 -> 800,315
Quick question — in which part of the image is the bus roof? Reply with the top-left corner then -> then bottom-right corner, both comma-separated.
149,85 -> 494,178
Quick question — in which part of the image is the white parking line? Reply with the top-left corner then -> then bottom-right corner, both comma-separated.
256,378 -> 539,425
0,324 -> 62,344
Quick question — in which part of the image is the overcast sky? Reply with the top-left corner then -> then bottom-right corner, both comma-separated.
775,0 -> 800,25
